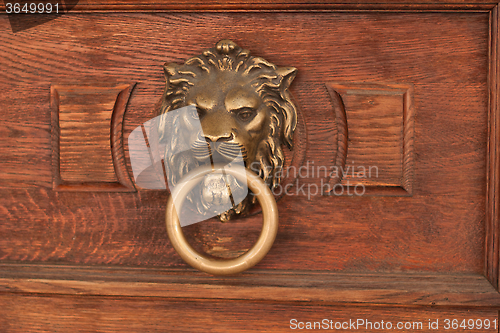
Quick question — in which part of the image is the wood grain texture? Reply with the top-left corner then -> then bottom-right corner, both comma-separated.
1,264 -> 500,307
0,85 -> 52,188
0,12 -> 489,275
51,83 -> 136,191
325,82 -> 414,195
58,86 -> 119,182
0,294 -> 497,333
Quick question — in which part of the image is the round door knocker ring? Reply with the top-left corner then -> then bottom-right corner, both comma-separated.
166,164 -> 279,275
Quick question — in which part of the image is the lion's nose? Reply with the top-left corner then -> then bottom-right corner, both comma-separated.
200,111 -> 236,142
203,133 -> 233,142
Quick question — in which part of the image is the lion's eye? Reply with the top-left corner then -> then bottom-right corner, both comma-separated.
235,108 -> 256,122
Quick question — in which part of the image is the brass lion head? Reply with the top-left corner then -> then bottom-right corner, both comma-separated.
158,40 -> 298,221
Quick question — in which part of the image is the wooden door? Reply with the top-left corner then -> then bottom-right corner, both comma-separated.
1,1 -> 500,331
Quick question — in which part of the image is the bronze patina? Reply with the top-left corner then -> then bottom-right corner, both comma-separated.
159,40 -> 298,221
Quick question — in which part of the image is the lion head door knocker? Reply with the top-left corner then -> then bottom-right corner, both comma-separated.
154,40 -> 298,275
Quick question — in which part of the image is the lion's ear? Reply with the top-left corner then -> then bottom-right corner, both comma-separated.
163,63 -> 179,78
276,66 -> 297,91
275,67 -> 298,149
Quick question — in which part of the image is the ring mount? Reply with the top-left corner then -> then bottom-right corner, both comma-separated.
165,164 -> 279,275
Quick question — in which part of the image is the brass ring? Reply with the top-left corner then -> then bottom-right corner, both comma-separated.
165,164 -> 279,275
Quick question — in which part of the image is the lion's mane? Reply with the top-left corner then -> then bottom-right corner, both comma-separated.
158,40 -> 298,196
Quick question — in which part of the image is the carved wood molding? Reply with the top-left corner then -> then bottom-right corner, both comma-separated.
0,264 -> 499,308
485,4 -> 500,291
326,82 -> 414,196
51,83 -> 136,192
0,1 -> 497,12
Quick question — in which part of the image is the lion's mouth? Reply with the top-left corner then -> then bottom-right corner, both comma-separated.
199,172 -> 247,214
187,134 -> 250,218
191,133 -> 247,163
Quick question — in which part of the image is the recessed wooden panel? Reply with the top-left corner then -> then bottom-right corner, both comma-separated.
327,82 -> 414,195
51,83 -> 136,191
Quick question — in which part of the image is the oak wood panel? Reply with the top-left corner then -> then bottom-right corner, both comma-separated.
0,294 -> 497,333
0,13 -> 489,274
0,3 -> 498,332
